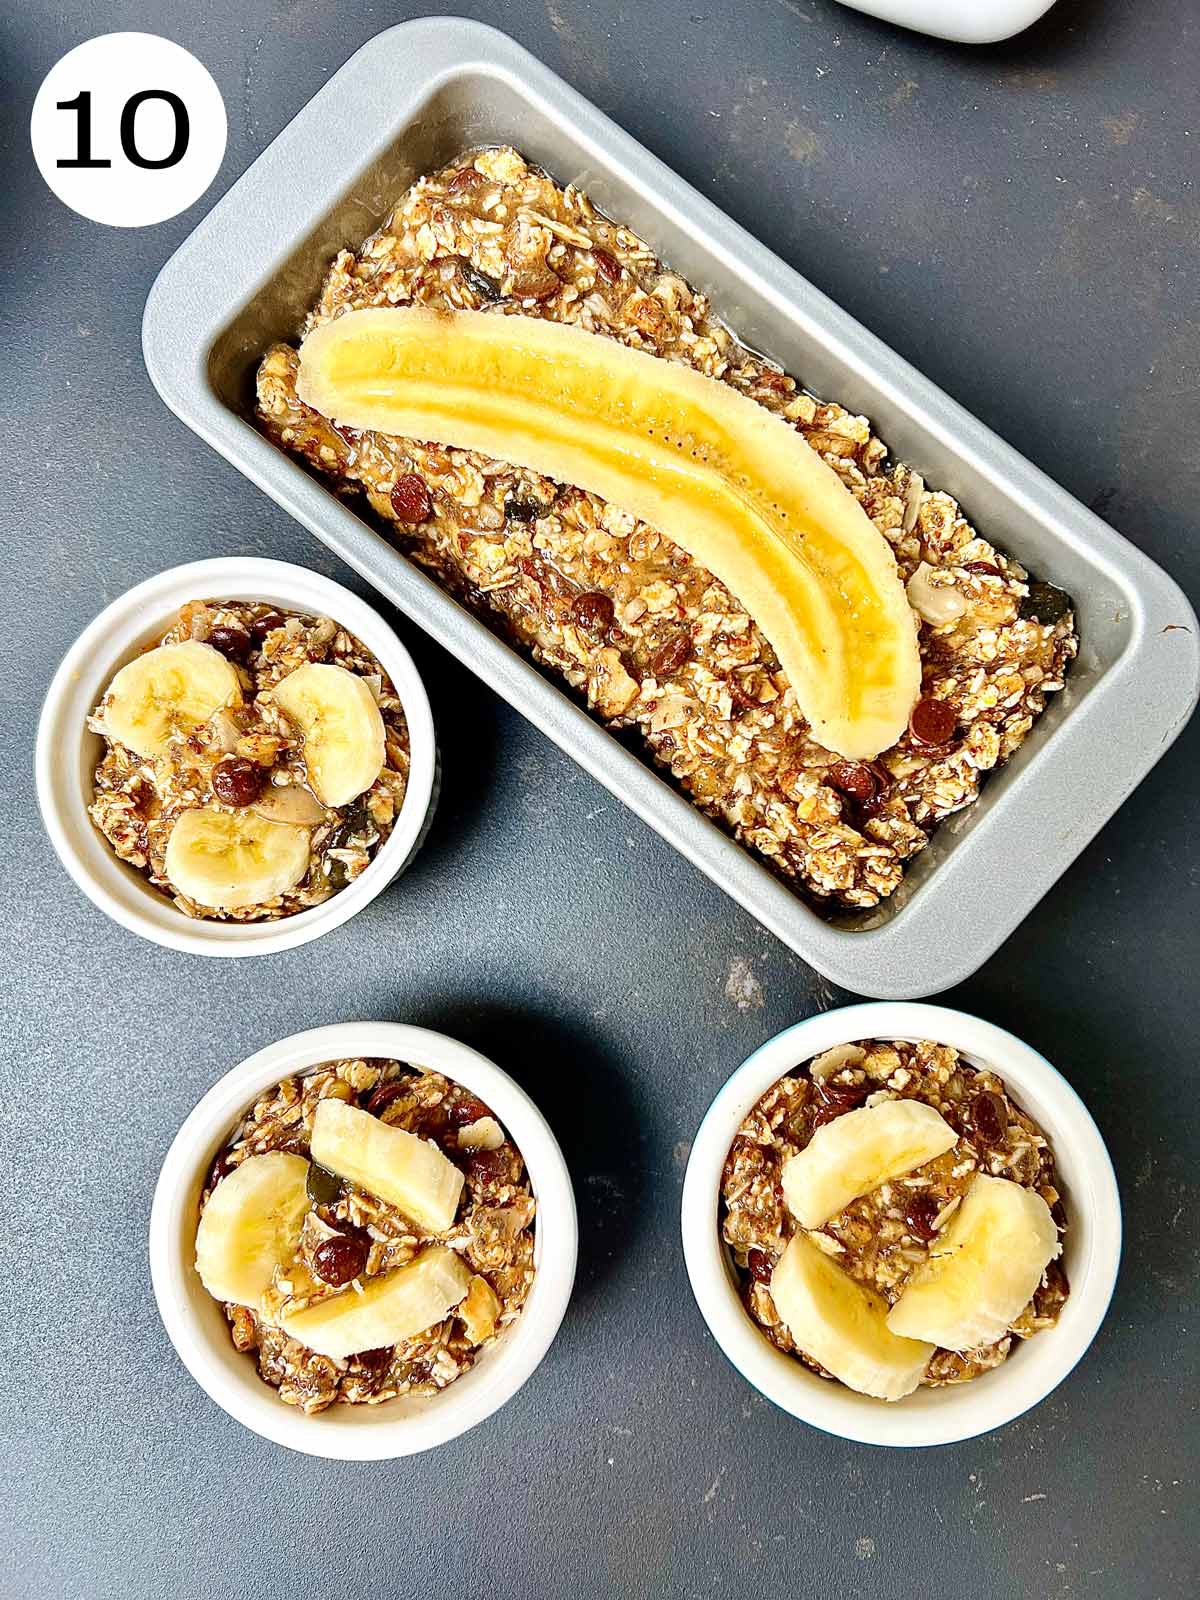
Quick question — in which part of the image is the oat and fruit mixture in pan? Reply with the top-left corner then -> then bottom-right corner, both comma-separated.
88,600 -> 409,920
195,1058 -> 536,1411
256,145 -> 1077,911
721,1040 -> 1069,1399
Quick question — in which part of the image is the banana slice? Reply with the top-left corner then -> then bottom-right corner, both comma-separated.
281,1245 -> 472,1359
102,641 -> 243,759
886,1175 -> 1060,1351
165,806 -> 311,908
782,1099 -> 958,1228
270,663 -> 385,808
310,1099 -> 464,1233
297,307 -> 921,761
770,1233 -> 934,1401
195,1151 -> 310,1307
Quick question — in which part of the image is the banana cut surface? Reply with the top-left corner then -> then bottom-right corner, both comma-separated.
297,307 -> 921,760
103,641 -> 243,759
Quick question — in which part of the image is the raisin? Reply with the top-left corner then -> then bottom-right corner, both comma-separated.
306,1162 -> 341,1206
903,1192 -> 941,1241
355,1345 -> 394,1374
826,761 -> 879,804
811,1077 -> 869,1127
446,166 -> 484,194
746,1248 -> 775,1284
457,259 -> 502,301
209,1149 -> 235,1188
650,631 -> 691,678
212,756 -> 264,807
969,1090 -> 1009,1147
964,560 -> 1001,577
449,1094 -> 493,1127
572,591 -> 615,635
365,1078 -> 410,1118
465,1147 -> 510,1186
1019,580 -> 1073,625
206,624 -> 252,663
592,247 -> 622,284
908,695 -> 958,749
506,496 -> 544,523
391,474 -> 433,524
312,1230 -> 370,1287
249,611 -> 285,643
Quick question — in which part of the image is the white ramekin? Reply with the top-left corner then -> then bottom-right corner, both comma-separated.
150,1021 -> 578,1458
35,557 -> 437,956
681,1002 -> 1121,1448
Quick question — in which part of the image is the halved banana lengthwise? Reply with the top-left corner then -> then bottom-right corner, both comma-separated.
310,1099 -> 465,1233
886,1175 -> 1060,1350
770,1234 -> 934,1401
103,642 -> 243,759
270,662 -> 386,808
781,1099 -> 958,1229
194,1152 -> 310,1307
165,808 -> 312,909
297,307 -> 921,760
281,1245 -> 473,1359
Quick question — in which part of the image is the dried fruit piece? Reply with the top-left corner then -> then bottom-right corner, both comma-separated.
282,1246 -> 473,1359
886,1175 -> 1060,1350
212,756 -> 265,808
296,307 -> 921,759
969,1089 -> 1009,1147
770,1233 -> 933,1401
781,1099 -> 958,1228
271,663 -> 386,808
194,1151 -> 310,1307
572,592 -> 615,636
312,1229 -> 371,1287
101,642 -> 243,759
206,624 -> 253,662
311,1099 -> 465,1233
390,473 -> 433,524
908,695 -> 957,749
165,808 -> 311,908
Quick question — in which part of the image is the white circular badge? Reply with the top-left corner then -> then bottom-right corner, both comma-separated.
30,33 -> 227,228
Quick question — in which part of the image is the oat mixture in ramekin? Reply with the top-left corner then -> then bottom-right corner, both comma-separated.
721,1039 -> 1069,1386
256,145 -> 1077,912
201,1057 -> 536,1412
88,600 -> 409,920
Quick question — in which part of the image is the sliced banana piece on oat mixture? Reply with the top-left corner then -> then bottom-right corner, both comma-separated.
194,1151 -> 310,1308
102,641 -> 243,759
886,1174 -> 1060,1351
270,662 -> 385,808
781,1098 -> 958,1229
281,1245 -> 473,1359
770,1232 -> 934,1401
310,1098 -> 465,1234
165,806 -> 312,908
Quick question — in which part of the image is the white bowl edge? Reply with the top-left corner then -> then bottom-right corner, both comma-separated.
681,1001 -> 1121,1448
35,557 -> 438,956
149,1021 -> 578,1459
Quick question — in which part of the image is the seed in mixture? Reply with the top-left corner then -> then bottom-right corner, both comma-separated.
196,1058 -> 537,1413
255,148 -> 1076,913
88,600 -> 410,922
721,1039 -> 1069,1397
211,756 -> 265,808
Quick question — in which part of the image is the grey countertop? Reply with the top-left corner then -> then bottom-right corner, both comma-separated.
3,2 -> 1197,1596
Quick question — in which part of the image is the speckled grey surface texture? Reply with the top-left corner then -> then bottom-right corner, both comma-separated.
2,2 -> 1198,1597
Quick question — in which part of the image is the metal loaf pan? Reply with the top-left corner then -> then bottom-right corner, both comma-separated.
142,18 -> 1198,998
